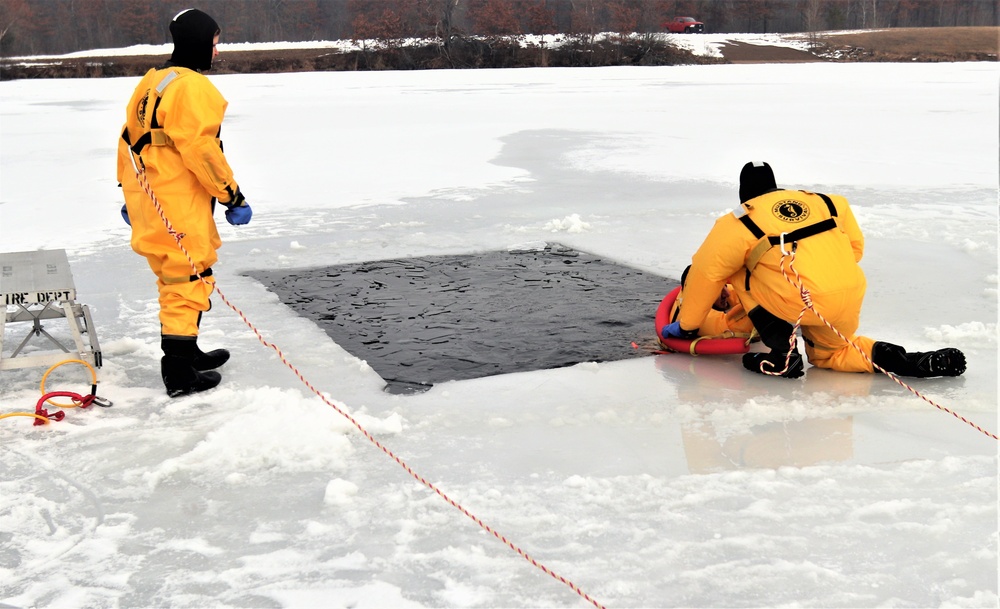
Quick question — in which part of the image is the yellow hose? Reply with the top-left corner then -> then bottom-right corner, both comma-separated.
40,359 -> 98,408
0,412 -> 50,424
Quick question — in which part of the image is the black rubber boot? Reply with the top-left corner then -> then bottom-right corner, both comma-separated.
161,336 -> 230,371
743,351 -> 805,379
872,342 -> 966,378
193,345 -> 230,371
161,337 -> 223,397
161,356 -> 222,397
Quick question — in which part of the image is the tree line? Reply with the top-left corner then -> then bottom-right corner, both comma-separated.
1,0 -> 996,57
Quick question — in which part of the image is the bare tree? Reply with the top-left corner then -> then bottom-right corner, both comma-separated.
0,0 -> 32,52
428,0 -> 462,41
803,0 -> 823,31
569,0 -> 599,45
522,0 -> 558,33
469,0 -> 521,35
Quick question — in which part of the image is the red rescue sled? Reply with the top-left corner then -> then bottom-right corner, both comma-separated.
655,287 -> 752,355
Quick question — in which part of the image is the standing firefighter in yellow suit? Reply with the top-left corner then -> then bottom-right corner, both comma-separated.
662,162 -> 965,379
117,8 -> 252,397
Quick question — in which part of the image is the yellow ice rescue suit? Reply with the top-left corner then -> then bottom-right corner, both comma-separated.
117,67 -> 240,338
678,190 -> 877,372
669,284 -> 754,339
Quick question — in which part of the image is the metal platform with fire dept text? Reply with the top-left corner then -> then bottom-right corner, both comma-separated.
1,249 -> 102,371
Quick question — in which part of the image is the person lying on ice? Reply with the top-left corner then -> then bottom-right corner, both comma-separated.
667,265 -> 755,340
661,161 -> 966,379
117,8 -> 252,397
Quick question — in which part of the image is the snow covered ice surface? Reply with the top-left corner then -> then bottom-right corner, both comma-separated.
0,58 -> 997,608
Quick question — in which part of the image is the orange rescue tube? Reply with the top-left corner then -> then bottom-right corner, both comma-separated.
655,287 -> 751,355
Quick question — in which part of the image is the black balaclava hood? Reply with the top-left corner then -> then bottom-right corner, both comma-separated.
739,161 -> 778,203
168,8 -> 219,72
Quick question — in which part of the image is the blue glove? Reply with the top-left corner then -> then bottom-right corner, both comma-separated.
222,188 -> 252,225
661,321 -> 698,340
121,204 -> 131,226
225,204 -> 252,225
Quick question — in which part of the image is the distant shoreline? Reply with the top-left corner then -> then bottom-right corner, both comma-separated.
1,27 -> 995,81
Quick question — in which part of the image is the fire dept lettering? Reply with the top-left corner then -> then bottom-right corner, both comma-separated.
4,290 -> 76,305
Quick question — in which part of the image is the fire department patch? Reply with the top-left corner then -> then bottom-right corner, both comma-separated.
773,200 -> 810,223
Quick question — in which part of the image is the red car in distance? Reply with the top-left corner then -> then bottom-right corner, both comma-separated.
664,16 -> 705,33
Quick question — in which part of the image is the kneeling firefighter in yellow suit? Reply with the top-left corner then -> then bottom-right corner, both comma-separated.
117,8 -> 252,397
662,162 -> 965,379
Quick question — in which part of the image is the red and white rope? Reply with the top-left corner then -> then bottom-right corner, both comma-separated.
776,249 -> 997,441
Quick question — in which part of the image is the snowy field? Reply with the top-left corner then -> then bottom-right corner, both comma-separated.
1,54 -> 998,608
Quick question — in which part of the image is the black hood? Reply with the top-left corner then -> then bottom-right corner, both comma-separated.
739,161 -> 777,203
168,8 -> 219,72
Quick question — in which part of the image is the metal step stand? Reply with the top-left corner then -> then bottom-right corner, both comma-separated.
1,249 -> 102,371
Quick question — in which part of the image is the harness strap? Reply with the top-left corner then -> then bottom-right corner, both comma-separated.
125,129 -> 175,157
161,267 -> 214,285
121,70 -> 181,158
746,217 -> 839,271
742,192 -> 840,272
738,213 -> 764,239
815,192 -> 838,217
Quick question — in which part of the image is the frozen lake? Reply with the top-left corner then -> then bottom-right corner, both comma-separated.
1,61 -> 997,608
